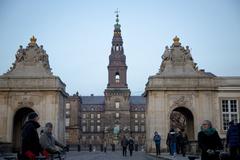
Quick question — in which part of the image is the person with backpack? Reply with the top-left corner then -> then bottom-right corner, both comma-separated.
121,135 -> 128,157
128,136 -> 134,156
153,131 -> 161,156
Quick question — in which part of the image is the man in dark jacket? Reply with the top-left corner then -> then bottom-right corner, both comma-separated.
128,136 -> 134,156
121,135 -> 128,157
21,112 -> 44,159
166,128 -> 177,157
226,120 -> 240,159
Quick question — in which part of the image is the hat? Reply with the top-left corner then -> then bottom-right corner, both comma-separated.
28,112 -> 38,120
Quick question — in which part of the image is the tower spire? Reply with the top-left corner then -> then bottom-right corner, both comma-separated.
106,11 -> 128,89
114,9 -> 121,32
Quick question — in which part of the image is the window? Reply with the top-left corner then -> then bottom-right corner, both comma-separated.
91,114 -> 94,119
141,114 -> 144,118
97,114 -> 101,119
222,99 -> 239,130
115,102 -> 120,109
135,120 -> 138,123
135,114 -> 138,119
82,114 -> 86,119
97,126 -> 101,132
82,126 -> 86,132
135,125 -> 138,132
66,103 -> 70,109
115,73 -> 120,83
66,111 -> 70,115
141,125 -> 145,132
65,118 -> 70,127
91,126 -> 94,132
116,113 -> 119,118
97,120 -> 101,123
65,132 -> 69,140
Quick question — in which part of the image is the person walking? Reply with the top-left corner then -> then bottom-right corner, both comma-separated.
21,112 -> 45,160
103,139 -> 107,153
40,122 -> 65,155
226,120 -> 240,159
128,136 -> 134,156
198,120 -> 223,160
166,128 -> 177,158
121,135 -> 128,157
153,131 -> 161,156
179,129 -> 188,157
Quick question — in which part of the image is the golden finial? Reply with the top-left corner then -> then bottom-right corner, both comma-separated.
30,36 -> 37,44
173,36 -> 180,46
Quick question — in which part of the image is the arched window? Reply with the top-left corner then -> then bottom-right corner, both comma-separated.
115,72 -> 120,83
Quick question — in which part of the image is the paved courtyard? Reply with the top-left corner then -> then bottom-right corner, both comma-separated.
65,151 -> 164,160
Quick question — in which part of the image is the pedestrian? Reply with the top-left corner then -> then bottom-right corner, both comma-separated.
198,120 -> 223,160
176,129 -> 181,154
153,131 -> 161,156
166,128 -> 177,158
128,136 -> 134,156
39,122 -> 65,155
89,139 -> 93,152
103,139 -> 107,153
21,112 -> 46,160
179,129 -> 188,157
226,120 -> 240,159
121,135 -> 128,157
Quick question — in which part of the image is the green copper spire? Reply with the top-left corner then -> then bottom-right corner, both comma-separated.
114,9 -> 121,30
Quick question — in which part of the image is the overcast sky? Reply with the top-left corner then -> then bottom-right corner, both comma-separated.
0,0 -> 240,96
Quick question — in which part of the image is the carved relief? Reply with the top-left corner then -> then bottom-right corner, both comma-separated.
18,97 -> 34,108
170,95 -> 192,108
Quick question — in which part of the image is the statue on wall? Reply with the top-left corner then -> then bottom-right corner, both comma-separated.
162,46 -> 171,61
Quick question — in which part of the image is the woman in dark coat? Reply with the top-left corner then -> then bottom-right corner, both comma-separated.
198,120 -> 223,160
21,112 -> 44,159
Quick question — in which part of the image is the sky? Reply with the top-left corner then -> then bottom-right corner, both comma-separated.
0,0 -> 240,96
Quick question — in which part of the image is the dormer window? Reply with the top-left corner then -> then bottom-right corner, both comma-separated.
115,72 -> 120,83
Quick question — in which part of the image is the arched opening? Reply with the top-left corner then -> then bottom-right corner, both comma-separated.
115,72 -> 120,83
170,107 -> 194,140
12,107 -> 35,152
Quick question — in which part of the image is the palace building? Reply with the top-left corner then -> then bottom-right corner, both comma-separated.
0,13 -> 239,154
65,13 -> 146,148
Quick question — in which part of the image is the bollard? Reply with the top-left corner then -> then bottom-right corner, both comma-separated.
66,145 -> 70,152
78,144 -> 81,152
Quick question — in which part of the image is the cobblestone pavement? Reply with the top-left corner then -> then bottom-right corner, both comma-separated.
65,151 -> 164,160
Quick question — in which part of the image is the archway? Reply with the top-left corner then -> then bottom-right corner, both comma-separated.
170,107 -> 194,140
12,107 -> 34,152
